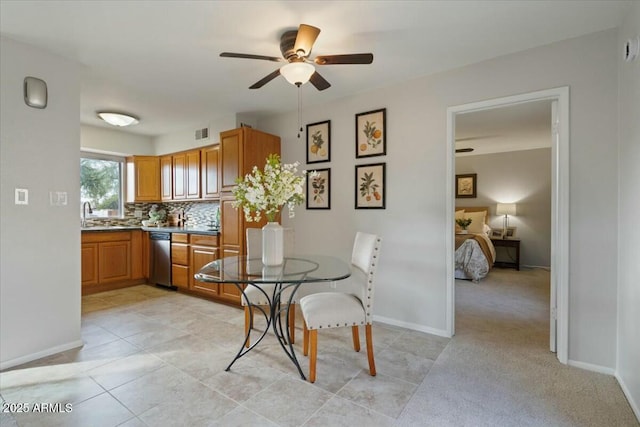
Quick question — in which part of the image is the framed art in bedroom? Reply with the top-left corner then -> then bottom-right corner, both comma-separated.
355,108 -> 386,158
505,226 -> 517,238
306,168 -> 330,209
355,163 -> 385,209
490,229 -> 504,239
306,120 -> 330,164
455,173 -> 477,198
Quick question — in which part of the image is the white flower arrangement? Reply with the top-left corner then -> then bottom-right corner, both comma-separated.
232,154 -> 314,222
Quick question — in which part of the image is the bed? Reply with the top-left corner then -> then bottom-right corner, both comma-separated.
455,207 -> 496,282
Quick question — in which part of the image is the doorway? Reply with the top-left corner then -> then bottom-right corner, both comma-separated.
445,87 -> 569,364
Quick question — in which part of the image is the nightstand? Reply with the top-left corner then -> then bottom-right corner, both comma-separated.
490,238 -> 520,270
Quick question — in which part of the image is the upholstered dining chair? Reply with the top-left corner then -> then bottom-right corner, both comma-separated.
299,231 -> 382,383
242,227 -> 296,347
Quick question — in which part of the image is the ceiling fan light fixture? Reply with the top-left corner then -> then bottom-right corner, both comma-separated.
280,62 -> 315,86
97,111 -> 140,127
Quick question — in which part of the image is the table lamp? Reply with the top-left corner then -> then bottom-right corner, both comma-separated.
496,203 -> 517,238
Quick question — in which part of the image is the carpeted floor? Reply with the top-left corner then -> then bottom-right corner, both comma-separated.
396,267 -> 639,426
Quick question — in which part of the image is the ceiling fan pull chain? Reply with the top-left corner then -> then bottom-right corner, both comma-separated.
297,84 -> 302,138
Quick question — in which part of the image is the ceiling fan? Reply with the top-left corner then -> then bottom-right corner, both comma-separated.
220,24 -> 374,91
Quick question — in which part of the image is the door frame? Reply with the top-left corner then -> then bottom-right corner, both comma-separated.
445,86 -> 569,364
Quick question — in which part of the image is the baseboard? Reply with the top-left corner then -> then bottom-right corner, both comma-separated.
520,264 -> 550,270
372,314 -> 450,338
0,339 -> 84,371
567,359 -> 615,376
615,372 -> 640,422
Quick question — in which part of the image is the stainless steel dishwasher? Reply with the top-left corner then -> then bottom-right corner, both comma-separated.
149,232 -> 174,289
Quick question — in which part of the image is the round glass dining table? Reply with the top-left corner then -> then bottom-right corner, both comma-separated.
194,254 -> 351,380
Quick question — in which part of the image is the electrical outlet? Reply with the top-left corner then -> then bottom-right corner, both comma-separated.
49,191 -> 68,206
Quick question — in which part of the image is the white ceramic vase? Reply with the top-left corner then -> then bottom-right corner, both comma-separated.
262,222 -> 284,266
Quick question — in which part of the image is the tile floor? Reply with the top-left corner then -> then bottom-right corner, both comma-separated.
1,285 -> 447,426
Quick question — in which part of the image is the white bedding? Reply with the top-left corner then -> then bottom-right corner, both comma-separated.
455,233 -> 496,282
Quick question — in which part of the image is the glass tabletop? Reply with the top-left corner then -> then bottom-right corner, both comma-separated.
194,255 -> 351,284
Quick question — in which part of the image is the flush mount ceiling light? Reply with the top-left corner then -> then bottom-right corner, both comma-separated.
97,112 -> 140,127
280,62 -> 315,86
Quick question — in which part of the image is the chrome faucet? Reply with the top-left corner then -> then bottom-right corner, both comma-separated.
82,201 -> 93,227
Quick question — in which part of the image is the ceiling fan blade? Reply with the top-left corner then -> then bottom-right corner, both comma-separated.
309,71 -> 331,91
220,52 -> 283,62
314,53 -> 374,65
455,148 -> 474,153
249,69 -> 281,89
293,24 -> 321,57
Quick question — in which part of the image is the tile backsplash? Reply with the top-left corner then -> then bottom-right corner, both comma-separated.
84,201 -> 220,228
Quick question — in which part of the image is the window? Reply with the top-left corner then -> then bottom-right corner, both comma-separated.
80,153 -> 125,218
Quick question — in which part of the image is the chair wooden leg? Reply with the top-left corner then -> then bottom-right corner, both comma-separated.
365,324 -> 376,376
309,329 -> 318,383
288,303 -> 296,344
244,306 -> 251,348
352,326 -> 360,352
303,321 -> 309,356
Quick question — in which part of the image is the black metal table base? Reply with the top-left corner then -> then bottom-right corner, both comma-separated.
224,281 -> 306,380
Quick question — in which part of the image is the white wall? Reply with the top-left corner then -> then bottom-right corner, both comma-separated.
81,124 -> 154,155
0,37 -> 83,368
152,114 -> 235,155
259,29 -> 620,369
616,0 -> 640,418
456,148 -> 552,267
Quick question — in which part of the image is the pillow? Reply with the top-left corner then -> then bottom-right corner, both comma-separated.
464,210 -> 486,234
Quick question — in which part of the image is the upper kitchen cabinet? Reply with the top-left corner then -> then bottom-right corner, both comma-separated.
220,127 -> 281,193
201,145 -> 220,199
160,155 -> 173,201
170,149 -> 201,201
126,156 -> 160,202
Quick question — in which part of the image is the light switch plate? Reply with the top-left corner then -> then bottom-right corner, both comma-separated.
15,188 -> 28,205
49,191 -> 68,206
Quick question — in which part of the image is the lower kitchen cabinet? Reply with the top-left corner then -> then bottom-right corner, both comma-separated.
171,234 -> 190,289
81,230 -> 145,295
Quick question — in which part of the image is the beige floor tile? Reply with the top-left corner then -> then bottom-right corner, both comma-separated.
374,346 -> 434,384
209,405 -> 279,426
337,371 -> 417,418
87,352 -> 166,390
201,363 -> 286,402
304,395 -> 395,427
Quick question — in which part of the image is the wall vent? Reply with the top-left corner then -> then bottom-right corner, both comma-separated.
195,127 -> 209,140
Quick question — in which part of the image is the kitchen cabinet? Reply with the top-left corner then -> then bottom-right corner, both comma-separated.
190,234 -> 220,296
160,155 -> 173,201
201,145 -> 219,199
171,149 -> 201,201
171,233 -> 189,289
81,230 -> 145,295
219,127 -> 280,262
126,156 -> 160,202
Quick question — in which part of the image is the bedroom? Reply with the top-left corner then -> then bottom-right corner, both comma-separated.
453,99 -> 554,356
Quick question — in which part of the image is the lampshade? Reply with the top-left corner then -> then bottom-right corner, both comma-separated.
97,112 -> 140,127
496,203 -> 517,216
280,62 -> 315,86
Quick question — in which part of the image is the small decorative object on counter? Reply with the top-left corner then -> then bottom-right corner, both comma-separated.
148,204 -> 167,227
232,154 -> 314,265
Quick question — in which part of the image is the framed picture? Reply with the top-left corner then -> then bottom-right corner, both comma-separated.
306,168 -> 330,209
355,163 -> 386,209
356,108 -> 386,158
455,173 -> 477,198
490,229 -> 504,239
505,226 -> 517,238
306,120 -> 330,164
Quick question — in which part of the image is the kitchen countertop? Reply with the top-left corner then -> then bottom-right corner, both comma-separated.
82,226 -> 219,235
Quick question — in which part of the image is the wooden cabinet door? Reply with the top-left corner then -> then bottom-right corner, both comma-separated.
133,156 -> 160,202
160,155 -> 173,201
81,243 -> 99,286
98,241 -> 131,283
186,149 -> 201,199
130,230 -> 144,280
220,128 -> 242,193
173,153 -> 186,200
201,145 -> 219,199
190,245 -> 219,294
171,264 -> 190,289
221,197 -> 242,255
